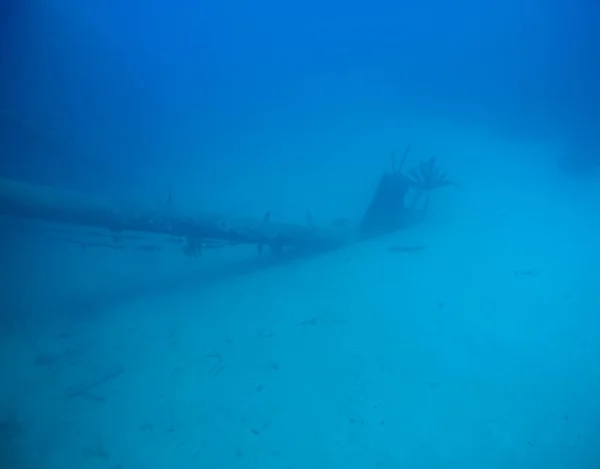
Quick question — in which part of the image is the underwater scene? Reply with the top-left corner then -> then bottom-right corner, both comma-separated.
1,0 -> 599,468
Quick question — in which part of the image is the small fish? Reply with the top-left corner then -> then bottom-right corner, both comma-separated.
258,331 -> 275,339
297,316 -> 320,326
251,419 -> 272,436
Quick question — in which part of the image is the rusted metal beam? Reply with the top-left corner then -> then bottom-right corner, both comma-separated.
0,177 -> 354,253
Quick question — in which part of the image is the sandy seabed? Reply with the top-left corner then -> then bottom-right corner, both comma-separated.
2,150 -> 600,469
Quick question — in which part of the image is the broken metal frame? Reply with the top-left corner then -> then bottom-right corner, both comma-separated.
0,149 -> 452,256
0,177 -> 356,256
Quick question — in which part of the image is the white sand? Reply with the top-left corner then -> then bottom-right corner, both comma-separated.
2,128 -> 600,469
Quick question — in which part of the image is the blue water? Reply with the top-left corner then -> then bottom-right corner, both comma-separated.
1,1 -> 599,468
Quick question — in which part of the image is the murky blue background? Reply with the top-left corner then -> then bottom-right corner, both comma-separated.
1,1 -> 599,468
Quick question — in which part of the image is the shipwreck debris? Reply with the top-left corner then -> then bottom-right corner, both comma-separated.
360,148 -> 455,237
0,177 -> 352,256
65,365 -> 124,400
0,147 -> 454,257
